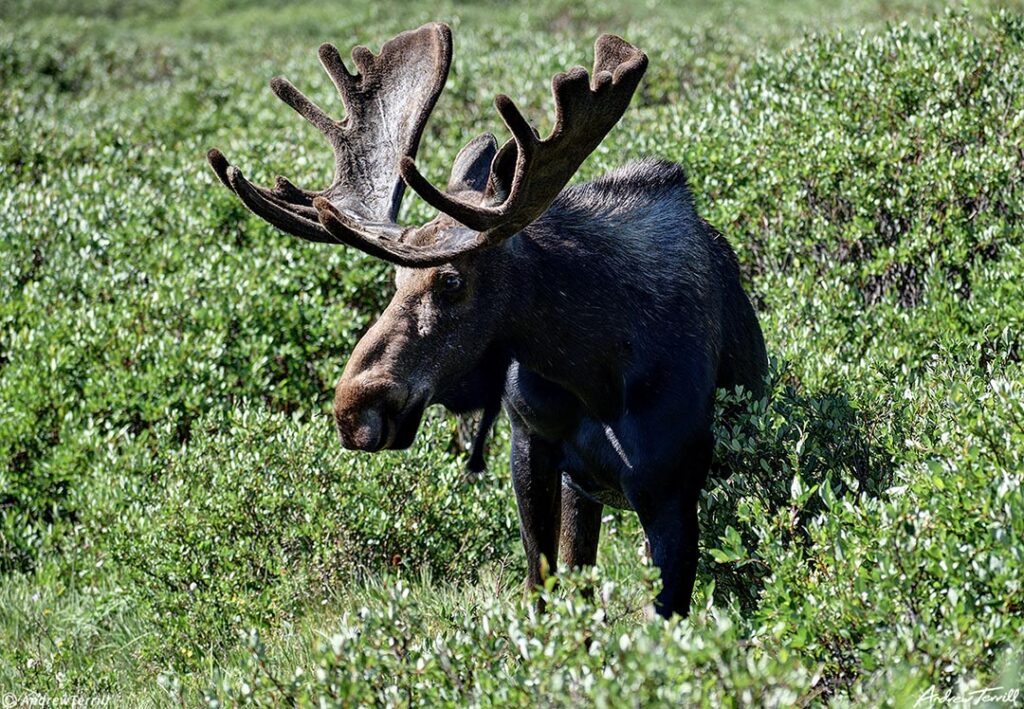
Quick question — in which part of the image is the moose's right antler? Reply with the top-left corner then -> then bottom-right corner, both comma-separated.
207,23 -> 452,254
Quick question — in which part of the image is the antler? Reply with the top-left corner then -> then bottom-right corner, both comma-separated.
208,27 -> 647,268
207,23 -> 452,254
393,34 -> 648,255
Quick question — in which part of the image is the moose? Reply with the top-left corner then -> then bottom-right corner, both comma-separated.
207,23 -> 766,618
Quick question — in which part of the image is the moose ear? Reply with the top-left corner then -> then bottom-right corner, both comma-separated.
446,133 -> 498,195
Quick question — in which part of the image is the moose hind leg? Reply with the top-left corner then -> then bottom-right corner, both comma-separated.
640,493 -> 700,618
628,433 -> 712,619
559,480 -> 603,569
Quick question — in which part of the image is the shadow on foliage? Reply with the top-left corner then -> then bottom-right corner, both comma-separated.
702,359 -> 902,610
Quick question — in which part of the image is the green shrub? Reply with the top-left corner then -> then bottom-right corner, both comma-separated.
704,359 -> 904,609
107,407 -> 518,661
747,362 -> 1024,700
200,570 -> 817,708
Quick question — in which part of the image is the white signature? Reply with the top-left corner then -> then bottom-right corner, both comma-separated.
914,686 -> 1020,707
3,692 -> 117,708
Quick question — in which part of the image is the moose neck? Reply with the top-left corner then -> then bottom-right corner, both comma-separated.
503,218 -> 635,422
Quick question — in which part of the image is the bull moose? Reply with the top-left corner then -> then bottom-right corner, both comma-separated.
207,23 -> 767,618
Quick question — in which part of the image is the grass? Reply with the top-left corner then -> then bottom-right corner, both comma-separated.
2,0 -> 1024,705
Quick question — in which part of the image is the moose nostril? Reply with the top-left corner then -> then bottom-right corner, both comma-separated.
335,406 -> 386,451
333,376 -> 409,451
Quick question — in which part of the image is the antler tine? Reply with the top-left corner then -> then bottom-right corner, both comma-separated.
314,197 -> 494,267
270,77 -> 337,136
209,148 -> 320,219
398,33 -> 648,252
398,95 -> 539,233
317,42 -> 358,103
214,146 -> 454,263
212,147 -> 460,263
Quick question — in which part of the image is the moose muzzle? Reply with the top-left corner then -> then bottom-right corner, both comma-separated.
333,375 -> 424,452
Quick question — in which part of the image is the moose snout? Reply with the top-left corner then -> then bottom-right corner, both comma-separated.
333,376 -> 410,452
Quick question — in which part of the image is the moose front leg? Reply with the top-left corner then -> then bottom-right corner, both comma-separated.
509,424 -> 563,605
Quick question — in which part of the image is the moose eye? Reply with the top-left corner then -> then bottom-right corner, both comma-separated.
438,272 -> 465,293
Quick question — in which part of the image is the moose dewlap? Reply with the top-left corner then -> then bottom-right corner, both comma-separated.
208,22 -> 766,618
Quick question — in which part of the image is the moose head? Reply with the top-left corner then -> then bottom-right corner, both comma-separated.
208,23 -> 647,456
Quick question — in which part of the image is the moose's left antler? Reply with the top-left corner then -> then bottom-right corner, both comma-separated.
396,34 -> 647,243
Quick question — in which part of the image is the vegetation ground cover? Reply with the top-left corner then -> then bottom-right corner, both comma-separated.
2,0 -> 1023,705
